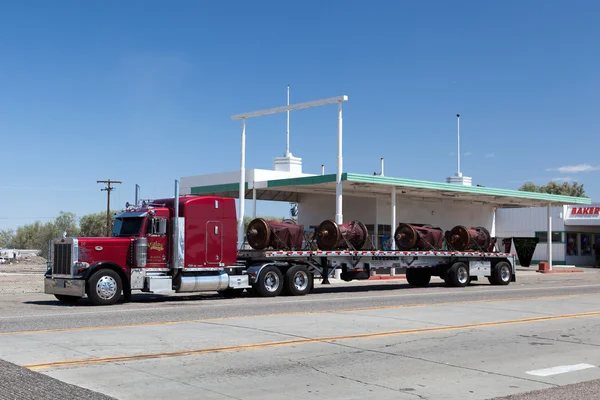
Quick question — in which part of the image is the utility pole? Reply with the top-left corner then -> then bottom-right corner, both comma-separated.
97,179 -> 122,236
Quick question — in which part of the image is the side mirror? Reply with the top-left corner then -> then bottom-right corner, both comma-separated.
158,219 -> 168,235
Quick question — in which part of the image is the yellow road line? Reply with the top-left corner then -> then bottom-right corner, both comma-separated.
23,310 -> 600,371
2,293 -> 594,336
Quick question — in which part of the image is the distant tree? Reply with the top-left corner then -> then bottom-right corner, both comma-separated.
10,212 -> 80,257
54,212 -> 80,237
0,229 -> 15,248
80,211 -> 114,237
519,180 -> 586,197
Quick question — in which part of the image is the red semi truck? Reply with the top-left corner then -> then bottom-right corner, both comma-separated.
44,191 -> 516,306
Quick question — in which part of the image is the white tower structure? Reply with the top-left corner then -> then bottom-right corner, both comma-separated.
273,85 -> 303,174
446,113 -> 472,186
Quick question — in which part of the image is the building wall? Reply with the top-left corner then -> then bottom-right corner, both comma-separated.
495,207 -> 565,264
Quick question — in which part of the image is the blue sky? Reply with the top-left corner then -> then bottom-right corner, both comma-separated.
1,0 -> 599,230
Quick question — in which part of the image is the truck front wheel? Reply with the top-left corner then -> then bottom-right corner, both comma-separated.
253,265 -> 284,297
87,269 -> 122,306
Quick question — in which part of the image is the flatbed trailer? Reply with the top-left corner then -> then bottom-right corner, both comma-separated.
230,249 -> 516,296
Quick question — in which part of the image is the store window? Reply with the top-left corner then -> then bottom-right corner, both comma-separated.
581,234 -> 593,256
566,233 -> 578,256
535,232 -> 563,243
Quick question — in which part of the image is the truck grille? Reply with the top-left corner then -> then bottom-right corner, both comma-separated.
52,243 -> 73,276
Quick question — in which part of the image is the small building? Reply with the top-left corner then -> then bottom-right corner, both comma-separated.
181,93 -> 592,269
496,204 -> 600,266
180,160 -> 591,269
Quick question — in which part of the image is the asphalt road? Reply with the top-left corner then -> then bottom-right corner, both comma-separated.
2,270 -> 600,399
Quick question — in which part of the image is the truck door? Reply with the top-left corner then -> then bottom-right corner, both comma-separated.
146,218 -> 168,268
206,221 -> 223,265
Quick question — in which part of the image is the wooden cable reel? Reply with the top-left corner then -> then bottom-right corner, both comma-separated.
316,219 -> 369,250
394,223 -> 444,251
446,225 -> 491,251
246,218 -> 303,250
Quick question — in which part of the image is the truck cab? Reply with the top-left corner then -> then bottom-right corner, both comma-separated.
44,195 -> 245,305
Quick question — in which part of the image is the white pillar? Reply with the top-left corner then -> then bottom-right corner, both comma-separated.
237,118 -> 246,249
380,158 -> 384,176
335,101 -> 343,224
252,187 -> 257,219
491,207 -> 497,237
375,197 -> 379,250
547,203 -> 552,270
457,114 -> 461,175
390,187 -> 397,276
391,187 -> 397,251
286,85 -> 290,156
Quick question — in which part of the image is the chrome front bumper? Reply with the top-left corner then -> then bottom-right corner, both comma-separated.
44,278 -> 86,297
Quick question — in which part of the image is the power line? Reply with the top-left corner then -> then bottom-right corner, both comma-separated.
97,179 -> 122,236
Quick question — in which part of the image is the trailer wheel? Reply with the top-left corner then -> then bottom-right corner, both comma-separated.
283,265 -> 313,296
54,294 -> 81,305
488,261 -> 512,285
253,265 -> 284,297
406,269 -> 431,287
445,262 -> 470,287
87,269 -> 122,306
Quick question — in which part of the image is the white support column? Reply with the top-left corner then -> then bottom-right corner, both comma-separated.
252,186 -> 257,219
391,187 -> 397,250
374,197 -> 379,250
390,187 -> 397,276
335,101 -> 343,224
547,203 -> 553,271
237,118 -> 246,249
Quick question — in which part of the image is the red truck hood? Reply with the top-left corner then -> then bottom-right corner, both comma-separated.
77,237 -> 133,265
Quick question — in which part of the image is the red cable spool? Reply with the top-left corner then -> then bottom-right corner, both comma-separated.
316,219 -> 369,250
394,223 -> 444,251
446,225 -> 491,251
246,218 -> 304,250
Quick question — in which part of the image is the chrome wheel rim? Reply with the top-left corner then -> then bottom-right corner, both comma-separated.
500,265 -> 511,281
457,267 -> 469,284
96,276 -> 117,300
293,270 -> 309,291
264,271 -> 280,292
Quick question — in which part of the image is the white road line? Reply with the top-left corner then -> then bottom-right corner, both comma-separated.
526,363 -> 597,377
1,283 -> 600,320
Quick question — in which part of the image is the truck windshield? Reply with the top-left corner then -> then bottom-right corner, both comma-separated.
112,218 -> 144,237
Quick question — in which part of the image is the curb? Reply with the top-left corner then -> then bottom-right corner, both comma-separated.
537,269 -> 584,274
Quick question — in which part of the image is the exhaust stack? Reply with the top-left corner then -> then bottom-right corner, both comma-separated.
171,179 -> 182,269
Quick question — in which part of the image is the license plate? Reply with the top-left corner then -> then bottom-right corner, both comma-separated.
57,280 -> 65,288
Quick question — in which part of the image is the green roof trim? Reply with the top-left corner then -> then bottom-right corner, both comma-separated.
345,173 -> 591,204
266,173 -> 340,188
188,172 -> 591,205
190,182 -> 247,195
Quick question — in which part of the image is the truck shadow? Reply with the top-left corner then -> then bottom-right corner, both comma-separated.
24,281 -> 486,307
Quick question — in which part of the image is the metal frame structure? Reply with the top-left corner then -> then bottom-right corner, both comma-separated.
231,95 -> 348,248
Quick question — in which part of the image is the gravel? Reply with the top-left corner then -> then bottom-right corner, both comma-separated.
0,359 -> 115,400
492,378 -> 600,400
